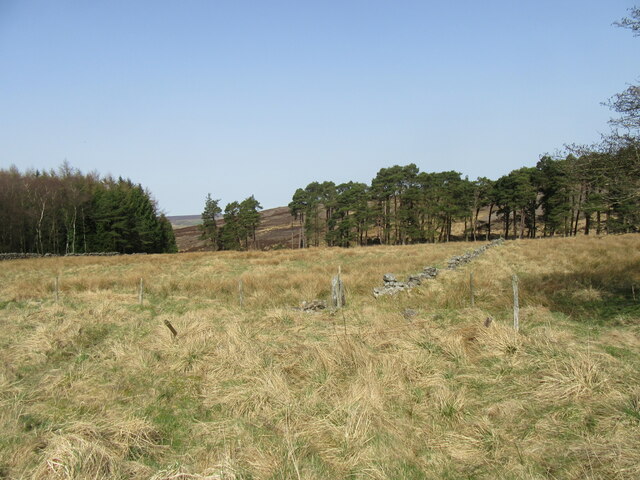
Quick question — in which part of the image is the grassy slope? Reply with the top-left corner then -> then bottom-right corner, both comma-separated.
1,236 -> 639,479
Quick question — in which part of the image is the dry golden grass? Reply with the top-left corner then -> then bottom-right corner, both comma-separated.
1,236 -> 639,479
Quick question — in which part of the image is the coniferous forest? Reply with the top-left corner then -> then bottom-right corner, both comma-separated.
0,163 -> 177,255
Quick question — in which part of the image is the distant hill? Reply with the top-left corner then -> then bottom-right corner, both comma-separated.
167,215 -> 202,228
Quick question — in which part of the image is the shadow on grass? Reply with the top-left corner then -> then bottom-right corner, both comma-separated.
520,262 -> 640,325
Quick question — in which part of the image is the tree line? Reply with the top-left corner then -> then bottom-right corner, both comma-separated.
286,146 -> 639,248
0,163 -> 177,254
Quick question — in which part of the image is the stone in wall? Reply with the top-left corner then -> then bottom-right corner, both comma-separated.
373,266 -> 440,297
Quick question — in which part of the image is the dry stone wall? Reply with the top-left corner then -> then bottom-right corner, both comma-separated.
373,238 -> 504,297
0,252 -> 134,261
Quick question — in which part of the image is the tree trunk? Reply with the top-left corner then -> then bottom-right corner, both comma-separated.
392,196 -> 397,244
569,199 -> 575,236
71,206 -> 77,254
36,199 -> 46,254
573,187 -> 583,236
473,207 -> 480,241
82,206 -> 87,253
504,210 -> 510,240
584,213 -> 591,235
530,204 -> 536,238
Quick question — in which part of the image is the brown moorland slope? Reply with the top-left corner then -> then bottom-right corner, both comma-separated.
174,206 -> 300,252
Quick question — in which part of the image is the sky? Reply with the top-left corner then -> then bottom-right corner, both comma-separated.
1,1 -> 638,215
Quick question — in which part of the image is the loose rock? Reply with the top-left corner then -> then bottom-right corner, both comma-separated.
301,299 -> 327,311
403,309 -> 418,321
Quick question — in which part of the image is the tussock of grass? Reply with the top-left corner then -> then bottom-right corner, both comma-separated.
1,236 -> 640,478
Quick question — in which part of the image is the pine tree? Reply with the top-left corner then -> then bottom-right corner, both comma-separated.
239,196 -> 262,249
288,188 -> 308,248
201,194 -> 222,250
220,201 -> 243,250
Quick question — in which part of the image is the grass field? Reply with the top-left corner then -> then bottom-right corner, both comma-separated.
1,236 -> 639,479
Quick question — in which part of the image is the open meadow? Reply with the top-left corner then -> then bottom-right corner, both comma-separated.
1,236 -> 640,479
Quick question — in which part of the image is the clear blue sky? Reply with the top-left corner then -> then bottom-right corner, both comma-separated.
1,1 -> 638,215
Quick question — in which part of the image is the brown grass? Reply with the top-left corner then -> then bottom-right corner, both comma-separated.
1,236 -> 639,478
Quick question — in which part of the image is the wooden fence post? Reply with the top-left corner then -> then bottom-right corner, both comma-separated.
331,266 -> 346,309
54,276 -> 59,303
239,278 -> 244,308
138,278 -> 144,305
512,274 -> 519,332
